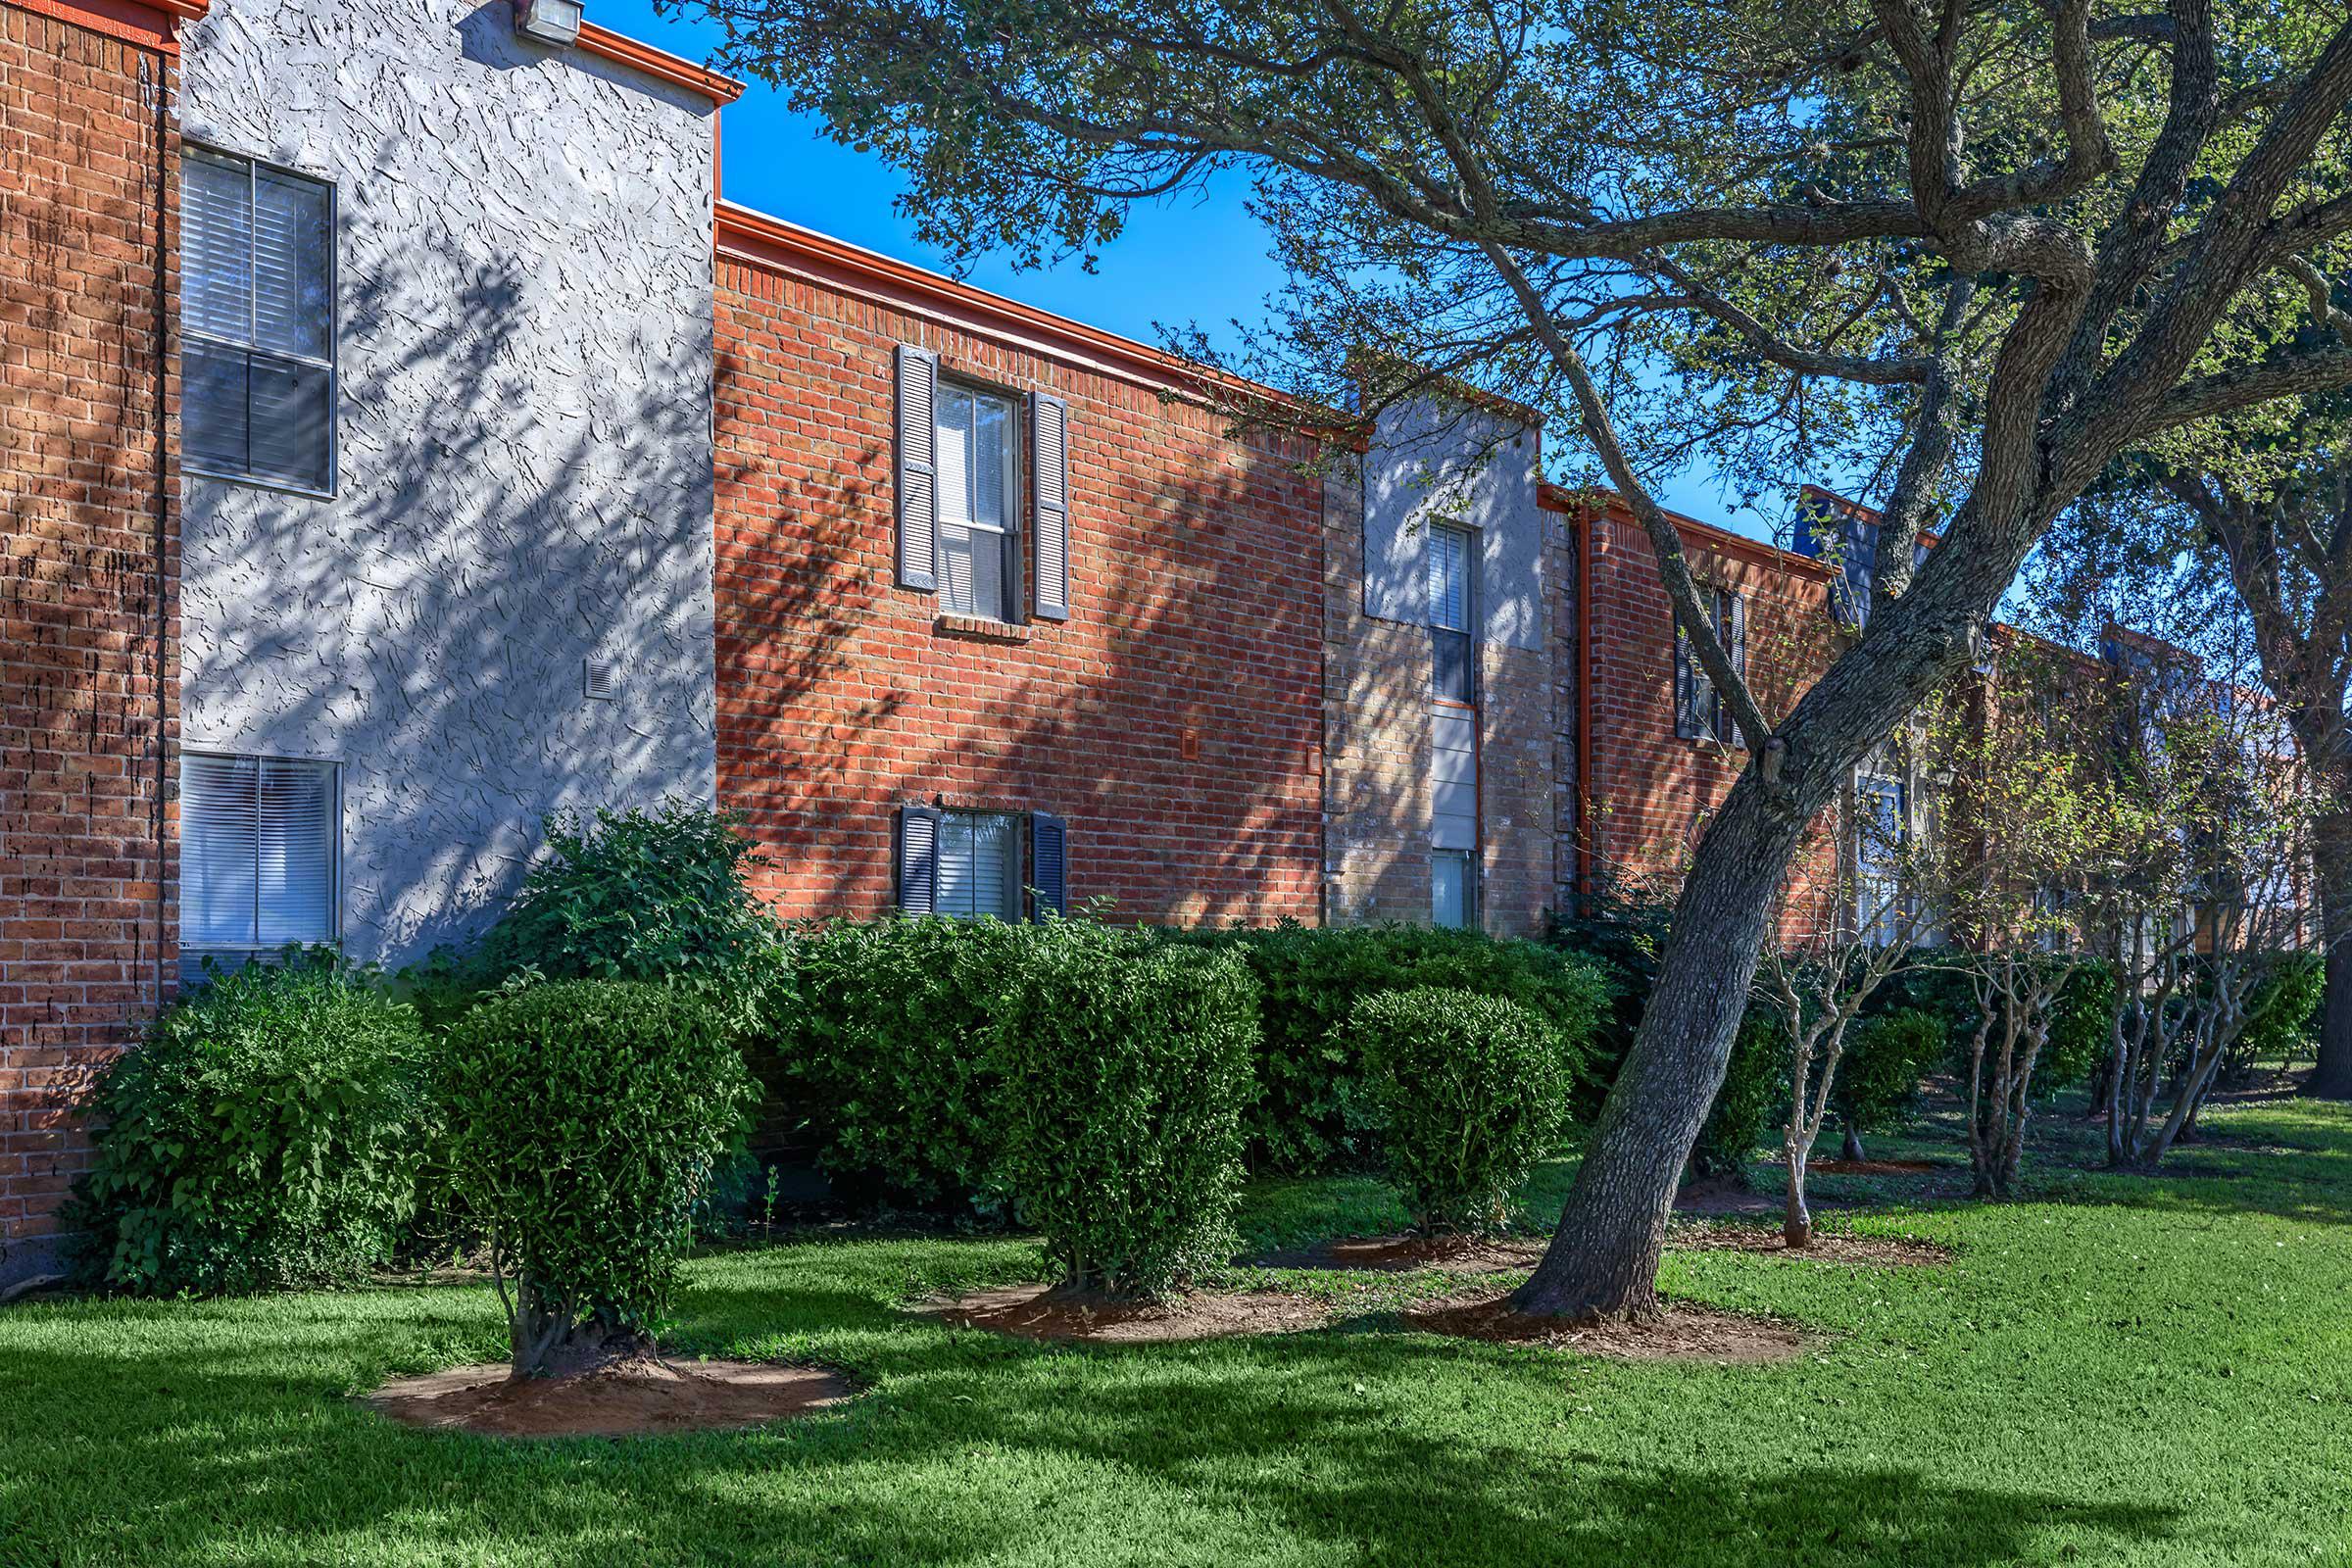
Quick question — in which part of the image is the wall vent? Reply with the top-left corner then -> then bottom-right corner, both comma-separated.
583,658 -> 616,702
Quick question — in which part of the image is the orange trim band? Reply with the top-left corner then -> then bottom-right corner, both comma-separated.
715,200 -> 1311,413
576,20 -> 744,105
1542,486 -> 1838,582
6,0 -> 203,51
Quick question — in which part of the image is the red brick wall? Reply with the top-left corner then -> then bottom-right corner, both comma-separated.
1573,502 -> 1840,941
712,254 -> 1324,923
0,3 -> 177,1274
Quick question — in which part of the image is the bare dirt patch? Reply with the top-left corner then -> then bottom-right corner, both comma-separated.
365,1356 -> 856,1438
913,1283 -> 1331,1343
1670,1222 -> 1953,1266
1255,1234 -> 1547,1274
1401,1295 -> 1806,1362
1802,1158 -> 1942,1176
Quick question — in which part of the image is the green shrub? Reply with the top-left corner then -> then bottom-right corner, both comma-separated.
438,980 -> 755,1373
68,956 -> 429,1295
1544,883 -> 1675,1123
1352,988 -> 1573,1235
1833,1007 -> 1943,1144
2230,952 -> 2327,1070
478,801 -> 793,1040
1690,1007 -> 1788,1182
988,930 -> 1259,1298
782,916 -> 1033,1212
1172,922 -> 1608,1172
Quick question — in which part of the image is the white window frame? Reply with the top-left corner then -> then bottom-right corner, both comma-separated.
933,380 -> 1023,624
180,143 -> 340,499
1429,521 -> 1477,705
935,808 -> 1024,922
177,750 -> 345,959
1433,846 -> 1478,930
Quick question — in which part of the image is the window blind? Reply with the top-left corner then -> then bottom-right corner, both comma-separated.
180,754 -> 338,953
935,811 -> 1018,920
181,147 -> 334,492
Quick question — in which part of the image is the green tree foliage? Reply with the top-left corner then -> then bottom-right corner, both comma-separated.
69,956 -> 429,1295
1352,988 -> 1577,1235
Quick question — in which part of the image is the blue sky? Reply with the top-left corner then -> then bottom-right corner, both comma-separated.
600,0 -> 1753,532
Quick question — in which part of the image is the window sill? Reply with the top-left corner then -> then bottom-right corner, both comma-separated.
934,613 -> 1033,643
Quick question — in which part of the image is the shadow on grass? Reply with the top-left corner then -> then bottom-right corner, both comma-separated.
1,1263 -> 2186,1568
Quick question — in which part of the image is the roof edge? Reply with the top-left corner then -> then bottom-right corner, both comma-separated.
714,200 -> 1318,416
576,19 -> 744,104
1541,484 -> 1839,582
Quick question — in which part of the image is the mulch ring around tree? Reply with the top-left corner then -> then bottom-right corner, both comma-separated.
1400,1294 -> 1808,1363
365,1355 -> 858,1438
911,1283 -> 1333,1343
1253,1234 -> 1548,1274
1669,1221 -> 1955,1266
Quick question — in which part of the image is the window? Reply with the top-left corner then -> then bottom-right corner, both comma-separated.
179,754 -> 340,970
1674,586 -> 1745,745
182,147 -> 336,493
935,383 -> 1020,622
935,810 -> 1023,921
1429,522 -> 1476,703
1433,848 -> 1476,929
1854,766 -> 1907,945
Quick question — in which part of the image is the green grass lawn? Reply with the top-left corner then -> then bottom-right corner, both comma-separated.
6,1094 -> 2351,1567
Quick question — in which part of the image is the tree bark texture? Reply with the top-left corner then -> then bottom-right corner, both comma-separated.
2312,814 -> 2352,1098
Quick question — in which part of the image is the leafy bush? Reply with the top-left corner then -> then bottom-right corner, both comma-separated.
1690,1008 -> 1788,1182
478,802 -> 793,1040
438,980 -> 755,1373
1833,1007 -> 1944,1142
781,916 -> 1034,1212
69,956 -> 429,1295
987,929 -> 1259,1298
1352,988 -> 1573,1235
1874,950 -> 2113,1101
2230,952 -> 2327,1071
1173,922 -> 1608,1171
1544,882 -> 1675,1123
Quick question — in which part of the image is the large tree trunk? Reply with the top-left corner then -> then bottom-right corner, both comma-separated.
1516,781 -> 1799,1320
2311,814 -> 2352,1099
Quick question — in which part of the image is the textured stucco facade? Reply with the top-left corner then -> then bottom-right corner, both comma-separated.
173,0 -> 720,964
1325,401 -> 1554,937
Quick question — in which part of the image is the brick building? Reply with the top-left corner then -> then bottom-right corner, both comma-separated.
1554,489 -> 1845,942
0,0 -> 189,1285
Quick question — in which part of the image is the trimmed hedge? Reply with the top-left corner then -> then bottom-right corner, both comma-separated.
1834,1007 -> 1945,1145
988,930 -> 1260,1298
782,916 -> 1031,1213
475,802 -> 794,1040
438,981 -> 755,1357
1353,988 -> 1573,1235
1171,923 -> 1609,1171
1690,1008 -> 1788,1181
69,956 -> 430,1295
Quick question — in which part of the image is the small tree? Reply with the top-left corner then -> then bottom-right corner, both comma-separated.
1916,649 -> 2112,1199
2086,652 -> 2318,1169
440,981 -> 755,1378
1757,844 -> 1930,1245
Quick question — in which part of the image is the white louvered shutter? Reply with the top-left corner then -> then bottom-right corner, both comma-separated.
895,345 -> 940,591
1030,393 -> 1069,619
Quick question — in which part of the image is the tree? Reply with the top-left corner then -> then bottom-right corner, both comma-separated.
2085,644 -> 2319,1166
1754,771 -> 1930,1246
676,0 -> 2352,1317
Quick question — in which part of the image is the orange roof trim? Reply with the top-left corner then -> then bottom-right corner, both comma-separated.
1542,484 -> 1838,582
576,20 -> 745,104
715,200 -> 1313,413
10,0 -> 206,51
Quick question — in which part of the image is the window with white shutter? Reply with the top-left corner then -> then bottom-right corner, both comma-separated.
934,383 -> 1021,623
182,147 -> 336,494
179,753 -> 340,975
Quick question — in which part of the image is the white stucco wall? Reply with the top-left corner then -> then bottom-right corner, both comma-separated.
1362,400 -> 1545,651
176,1 -> 719,964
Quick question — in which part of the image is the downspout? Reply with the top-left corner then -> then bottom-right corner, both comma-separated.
1573,499 -> 1595,914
